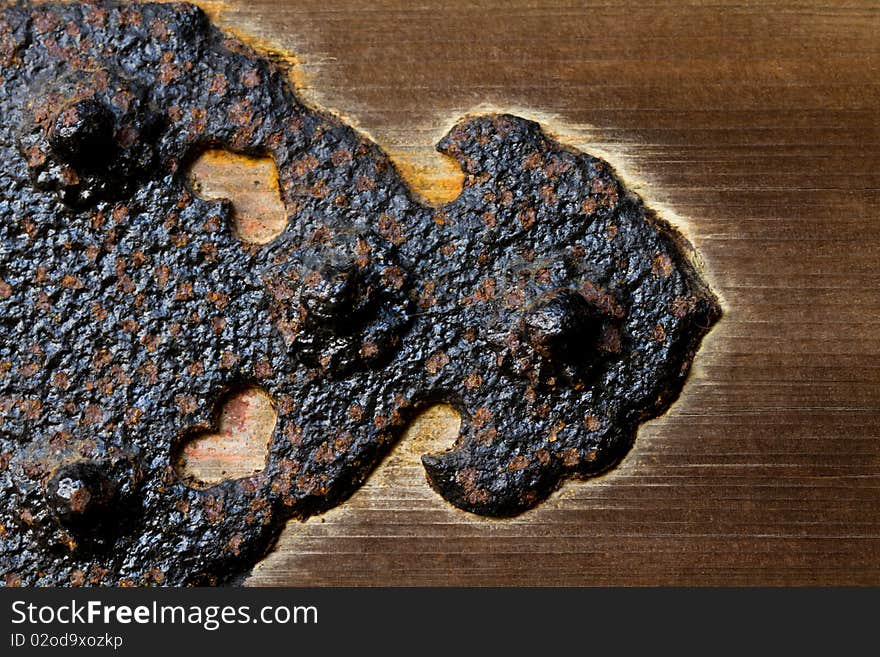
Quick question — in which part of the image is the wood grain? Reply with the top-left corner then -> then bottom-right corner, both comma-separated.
175,385 -> 277,489
184,0 -> 880,585
188,151 -> 288,244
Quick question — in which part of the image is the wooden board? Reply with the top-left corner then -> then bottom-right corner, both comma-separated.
181,0 -> 880,586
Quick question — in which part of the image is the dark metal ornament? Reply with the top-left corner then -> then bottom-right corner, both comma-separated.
0,2 -> 720,586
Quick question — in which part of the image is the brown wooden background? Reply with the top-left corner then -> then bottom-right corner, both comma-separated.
182,0 -> 880,585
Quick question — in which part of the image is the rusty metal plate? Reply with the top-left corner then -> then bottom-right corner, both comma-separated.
0,1 -> 719,586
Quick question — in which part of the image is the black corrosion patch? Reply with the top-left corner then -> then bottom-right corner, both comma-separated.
0,1 -> 720,586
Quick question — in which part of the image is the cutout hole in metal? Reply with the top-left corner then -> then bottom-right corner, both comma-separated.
187,149 -> 288,244
175,385 -> 277,489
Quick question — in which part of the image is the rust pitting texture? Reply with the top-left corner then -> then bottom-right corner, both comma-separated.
0,2 -> 720,586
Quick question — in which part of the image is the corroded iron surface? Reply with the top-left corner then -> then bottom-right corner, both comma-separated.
0,1 -> 720,586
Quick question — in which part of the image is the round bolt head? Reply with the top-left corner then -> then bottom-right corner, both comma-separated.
523,289 -> 599,361
49,97 -> 116,171
45,460 -> 119,528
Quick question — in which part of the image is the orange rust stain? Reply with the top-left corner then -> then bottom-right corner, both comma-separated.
187,149 -> 288,244
176,385 -> 277,488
